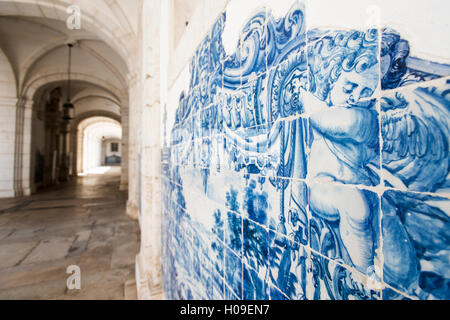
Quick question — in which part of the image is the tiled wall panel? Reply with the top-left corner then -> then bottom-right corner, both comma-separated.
162,0 -> 450,300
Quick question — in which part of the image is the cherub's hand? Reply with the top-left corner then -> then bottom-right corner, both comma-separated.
300,89 -> 329,115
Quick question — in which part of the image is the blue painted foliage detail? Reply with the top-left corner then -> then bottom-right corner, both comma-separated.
162,3 -> 450,300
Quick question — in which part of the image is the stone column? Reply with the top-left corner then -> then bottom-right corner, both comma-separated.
120,97 -> 129,190
77,128 -> 84,174
126,73 -> 141,220
19,98 -> 33,196
70,127 -> 78,176
43,88 -> 62,186
43,118 -> 54,186
11,97 -> 34,197
0,97 -> 18,198
101,139 -> 106,166
135,0 -> 165,300
59,119 -> 70,182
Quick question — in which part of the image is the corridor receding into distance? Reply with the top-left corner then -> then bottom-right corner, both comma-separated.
0,167 -> 139,299
0,3 -> 139,299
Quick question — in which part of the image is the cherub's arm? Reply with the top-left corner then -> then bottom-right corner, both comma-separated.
300,89 -> 329,114
310,107 -> 378,144
298,88 -> 378,143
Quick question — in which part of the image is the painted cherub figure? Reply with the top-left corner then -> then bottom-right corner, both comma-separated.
295,30 -> 380,273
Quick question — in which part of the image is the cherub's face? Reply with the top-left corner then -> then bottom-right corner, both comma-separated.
329,64 -> 378,107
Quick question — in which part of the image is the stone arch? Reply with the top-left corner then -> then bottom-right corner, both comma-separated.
0,0 -> 137,72
72,94 -> 120,107
76,116 -> 122,174
72,110 -> 121,131
24,72 -> 125,103
25,74 -> 125,195
0,0 -> 133,201
71,111 -> 122,176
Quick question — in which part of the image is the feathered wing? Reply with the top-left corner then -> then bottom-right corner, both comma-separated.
381,84 -> 450,298
381,83 -> 450,193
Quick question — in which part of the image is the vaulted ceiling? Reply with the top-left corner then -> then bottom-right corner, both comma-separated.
0,0 -> 140,119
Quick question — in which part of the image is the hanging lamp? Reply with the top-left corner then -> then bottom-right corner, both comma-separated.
63,43 -> 74,121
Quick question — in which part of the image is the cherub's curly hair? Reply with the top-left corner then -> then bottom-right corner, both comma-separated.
308,29 -> 379,102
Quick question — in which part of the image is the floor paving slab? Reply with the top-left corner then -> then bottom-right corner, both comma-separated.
0,167 -> 139,299
0,241 -> 38,269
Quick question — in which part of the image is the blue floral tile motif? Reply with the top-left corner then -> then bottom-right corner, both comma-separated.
244,262 -> 270,300
201,103 -> 223,138
162,2 -> 450,300
243,218 -> 268,272
381,81 -> 450,193
268,179 -> 308,246
307,252 -> 381,300
270,284 -> 289,300
211,228 -> 224,275
224,209 -> 242,257
381,190 -> 450,300
225,247 -> 243,299
269,231 -> 309,300
224,283 -> 240,300
207,271 -> 224,300
242,180 -> 270,227
240,172 -> 281,233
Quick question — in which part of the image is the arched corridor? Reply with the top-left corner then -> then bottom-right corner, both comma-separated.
76,117 -> 122,175
0,166 -> 139,299
0,12 -> 130,195
0,0 -> 145,300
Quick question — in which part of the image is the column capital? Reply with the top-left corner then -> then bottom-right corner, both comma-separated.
15,96 -> 34,109
0,97 -> 18,107
23,99 -> 34,109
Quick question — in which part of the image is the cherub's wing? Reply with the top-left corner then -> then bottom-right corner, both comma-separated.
381,83 -> 450,193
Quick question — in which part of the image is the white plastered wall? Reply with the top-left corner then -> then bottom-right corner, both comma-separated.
0,48 -> 17,198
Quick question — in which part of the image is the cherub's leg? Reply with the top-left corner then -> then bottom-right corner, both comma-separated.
382,199 -> 419,294
310,183 -> 374,272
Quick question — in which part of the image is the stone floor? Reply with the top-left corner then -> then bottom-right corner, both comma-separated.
0,167 -> 140,300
